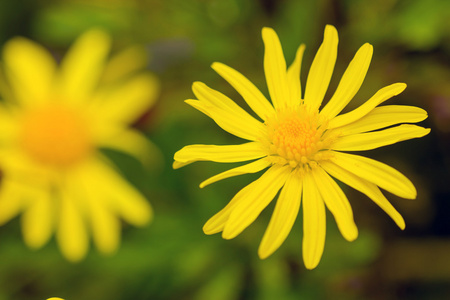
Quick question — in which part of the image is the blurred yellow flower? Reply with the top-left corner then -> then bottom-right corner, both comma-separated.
0,29 -> 159,262
174,25 -> 430,269
47,298 -> 64,300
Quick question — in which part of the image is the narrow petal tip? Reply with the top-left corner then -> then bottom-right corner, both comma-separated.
324,24 -> 338,37
361,42 -> 374,53
257,247 -> 270,260
172,160 -> 184,169
343,226 -> 359,242
221,234 -> 234,240
393,82 -> 407,94
202,224 -> 214,235
211,62 -> 222,69
192,81 -> 203,90
262,27 -> 275,34
304,259 -> 319,270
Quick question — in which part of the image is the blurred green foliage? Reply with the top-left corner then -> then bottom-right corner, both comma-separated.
0,0 -> 449,299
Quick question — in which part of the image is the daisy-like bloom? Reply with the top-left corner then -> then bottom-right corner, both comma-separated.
174,25 -> 430,269
0,30 -> 159,262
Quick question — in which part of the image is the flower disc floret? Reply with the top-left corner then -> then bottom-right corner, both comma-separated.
19,105 -> 92,168
266,106 -> 333,169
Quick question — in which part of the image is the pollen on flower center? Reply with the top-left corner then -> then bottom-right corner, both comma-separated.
266,106 -> 333,169
19,105 -> 92,168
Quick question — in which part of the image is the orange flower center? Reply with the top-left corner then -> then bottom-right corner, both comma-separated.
266,106 -> 333,169
19,105 -> 92,168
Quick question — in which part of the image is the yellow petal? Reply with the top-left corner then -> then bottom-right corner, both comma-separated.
222,165 -> 291,239
212,62 -> 275,121
58,29 -> 111,103
320,43 -> 373,118
332,124 -> 430,151
328,83 -> 407,129
57,188 -> 89,262
97,127 -> 162,168
94,73 -> 159,124
3,37 -> 56,107
186,100 -> 263,141
258,170 -> 302,259
84,188 -> 121,255
192,81 -> 245,114
302,172 -> 326,270
304,25 -> 338,112
331,151 -> 416,199
188,82 -> 265,140
286,44 -> 306,108
320,161 -> 405,229
79,157 -> 152,227
173,142 -> 266,168
192,81 -> 265,122
200,158 -> 271,188
337,105 -> 429,136
311,167 -> 358,241
0,104 -> 17,142
0,179 -> 27,225
101,46 -> 149,84
21,189 -> 54,249
262,27 -> 290,110
203,180 -> 255,235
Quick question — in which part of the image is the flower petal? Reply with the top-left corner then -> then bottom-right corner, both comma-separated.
311,167 -> 358,241
302,172 -> 326,270
173,142 -> 266,168
258,170 -> 302,259
262,27 -> 290,110
79,158 -> 153,227
188,82 -> 265,140
330,151 -> 416,199
212,62 -> 275,121
0,179 -> 28,225
320,161 -> 405,229
337,105 -> 429,136
222,165 -> 291,239
192,81 -> 249,115
328,83 -> 407,129
58,30 -> 111,103
21,189 -> 53,249
320,43 -> 373,118
57,187 -> 89,262
101,46 -> 148,84
97,126 -> 162,168
304,25 -> 338,112
200,158 -> 271,188
84,187 -> 121,255
203,182 -> 252,235
186,100 -> 263,140
93,73 -> 159,124
286,44 -> 306,108
332,124 -> 430,151
3,37 -> 56,107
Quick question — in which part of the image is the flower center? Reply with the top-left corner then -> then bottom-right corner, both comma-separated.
19,105 -> 92,168
266,106 -> 333,169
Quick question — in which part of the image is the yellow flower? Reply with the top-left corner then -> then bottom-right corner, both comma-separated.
174,25 -> 430,269
47,298 -> 64,300
0,30 -> 159,262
